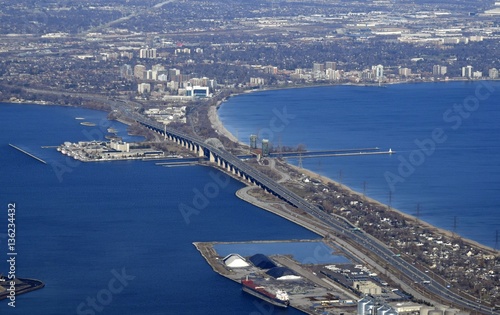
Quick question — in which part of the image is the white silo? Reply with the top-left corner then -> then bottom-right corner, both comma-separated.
377,305 -> 392,315
420,306 -> 433,315
444,308 -> 460,315
385,308 -> 398,315
358,296 -> 375,315
428,309 -> 443,315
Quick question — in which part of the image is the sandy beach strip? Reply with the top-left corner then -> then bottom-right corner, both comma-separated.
208,101 -> 241,144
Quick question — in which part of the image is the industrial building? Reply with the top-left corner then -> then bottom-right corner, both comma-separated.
358,296 -> 398,315
109,140 -> 130,153
353,280 -> 382,295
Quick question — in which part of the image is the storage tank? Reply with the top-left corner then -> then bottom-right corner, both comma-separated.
250,135 -> 257,149
386,308 -> 398,315
261,139 -> 269,156
428,309 -> 443,315
358,296 -> 374,315
444,308 -> 460,315
420,306 -> 433,315
377,305 -> 391,315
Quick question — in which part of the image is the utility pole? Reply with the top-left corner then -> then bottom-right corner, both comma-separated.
277,134 -> 282,159
452,216 -> 458,238
318,159 -> 322,179
388,190 -> 392,210
416,203 -> 421,224
495,230 -> 499,251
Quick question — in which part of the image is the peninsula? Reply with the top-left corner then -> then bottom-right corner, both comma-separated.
0,276 -> 45,303
1,0 -> 499,312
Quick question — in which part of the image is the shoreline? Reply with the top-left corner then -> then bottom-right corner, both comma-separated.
2,82 -> 498,252
287,164 -> 497,254
210,79 -> 499,150
214,84 -> 499,254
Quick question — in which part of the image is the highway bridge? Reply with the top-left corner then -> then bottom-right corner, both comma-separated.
133,114 -> 498,315
17,86 -> 498,315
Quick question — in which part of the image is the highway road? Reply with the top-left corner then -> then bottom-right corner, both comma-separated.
133,114 -> 499,315
12,86 -> 498,313
17,77 -> 498,315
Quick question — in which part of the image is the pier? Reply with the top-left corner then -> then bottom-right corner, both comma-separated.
274,149 -> 395,159
134,116 -> 494,314
9,144 -> 47,164
0,276 -> 45,301
194,240 -> 359,315
156,161 -> 199,167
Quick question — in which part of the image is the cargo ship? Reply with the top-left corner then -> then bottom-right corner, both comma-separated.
241,277 -> 289,308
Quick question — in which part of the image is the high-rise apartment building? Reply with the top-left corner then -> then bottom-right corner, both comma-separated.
139,48 -> 157,59
462,65 -> 473,78
432,65 -> 447,76
372,65 -> 384,79
489,68 -> 499,79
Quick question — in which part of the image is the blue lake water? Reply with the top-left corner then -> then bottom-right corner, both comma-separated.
219,82 -> 500,249
1,81 -> 499,314
0,104 -> 313,314
214,241 -> 350,264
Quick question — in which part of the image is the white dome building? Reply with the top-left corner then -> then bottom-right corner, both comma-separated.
223,254 -> 250,268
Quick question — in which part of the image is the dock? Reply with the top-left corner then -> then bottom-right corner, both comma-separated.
9,144 -> 47,164
156,161 -> 199,167
272,148 -> 395,159
289,150 -> 395,159
271,147 -> 381,156
194,240 -> 360,315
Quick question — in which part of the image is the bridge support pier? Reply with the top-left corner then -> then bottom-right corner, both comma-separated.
198,146 -> 204,158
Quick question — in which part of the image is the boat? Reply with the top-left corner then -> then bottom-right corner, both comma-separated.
80,121 -> 96,126
241,278 -> 289,308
